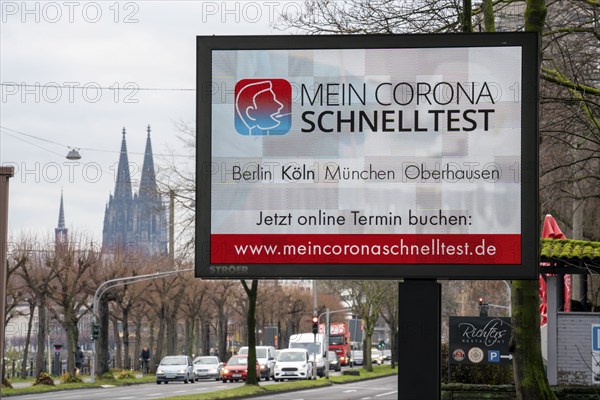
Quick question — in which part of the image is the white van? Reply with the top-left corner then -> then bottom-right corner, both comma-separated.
237,346 -> 276,380
274,348 -> 313,381
288,333 -> 326,377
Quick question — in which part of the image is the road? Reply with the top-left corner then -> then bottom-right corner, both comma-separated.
7,378 -> 263,400
247,375 -> 398,400
8,375 -> 398,400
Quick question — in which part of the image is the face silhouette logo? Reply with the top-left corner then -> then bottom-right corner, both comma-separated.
234,79 -> 292,135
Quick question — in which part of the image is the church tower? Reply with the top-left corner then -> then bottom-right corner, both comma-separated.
102,126 -> 167,256
137,125 -> 168,255
55,190 -> 68,244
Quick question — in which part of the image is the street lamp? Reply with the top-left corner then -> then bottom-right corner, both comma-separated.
0,166 -> 15,377
65,147 -> 81,160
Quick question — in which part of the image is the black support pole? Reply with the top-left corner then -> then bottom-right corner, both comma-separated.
398,279 -> 441,400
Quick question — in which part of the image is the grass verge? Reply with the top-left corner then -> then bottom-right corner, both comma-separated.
328,364 -> 397,383
0,375 -> 156,397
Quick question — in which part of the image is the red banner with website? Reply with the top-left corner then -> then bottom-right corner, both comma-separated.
211,234 -> 521,264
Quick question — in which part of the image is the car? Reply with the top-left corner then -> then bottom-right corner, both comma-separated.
193,356 -> 223,380
371,348 -> 384,365
383,349 -> 392,361
274,348 -> 313,381
238,345 -> 276,380
156,355 -> 195,384
327,352 -> 341,372
352,349 -> 364,365
221,355 -> 260,383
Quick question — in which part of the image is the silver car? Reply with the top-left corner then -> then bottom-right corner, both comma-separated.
156,355 -> 195,384
193,356 -> 223,380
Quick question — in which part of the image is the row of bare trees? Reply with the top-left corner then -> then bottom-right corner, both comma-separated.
3,233 -> 341,378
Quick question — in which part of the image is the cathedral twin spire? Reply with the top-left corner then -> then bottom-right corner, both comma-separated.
102,125 -> 167,256
114,125 -> 157,201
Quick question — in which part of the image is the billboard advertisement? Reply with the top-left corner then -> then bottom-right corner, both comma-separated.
197,34 -> 538,279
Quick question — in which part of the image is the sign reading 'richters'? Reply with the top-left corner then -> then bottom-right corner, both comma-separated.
449,316 -> 512,365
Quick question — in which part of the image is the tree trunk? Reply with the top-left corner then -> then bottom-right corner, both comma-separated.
20,303 -> 35,378
216,305 -> 228,360
113,318 -> 122,369
133,315 -> 142,371
98,297 -> 111,375
482,0 -> 495,32
512,281 -> 557,399
242,280 -> 259,385
65,311 -> 79,375
122,309 -> 130,370
185,318 -> 193,356
390,323 -> 397,369
511,2 -> 557,399
148,320 -> 155,362
35,299 -> 47,375
166,313 -> 177,355
19,303 -> 34,378
195,318 -> 201,356
572,198 -> 585,308
202,321 -> 210,356
154,306 -> 166,367
461,0 -> 473,32
363,333 -> 373,372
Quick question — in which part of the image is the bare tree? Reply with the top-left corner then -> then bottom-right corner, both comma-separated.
210,280 -> 238,360
145,259 -> 185,365
179,272 -> 208,357
11,234 -> 60,376
48,235 -> 98,376
323,280 -> 387,371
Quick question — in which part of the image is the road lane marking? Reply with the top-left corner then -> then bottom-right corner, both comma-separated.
376,391 -> 398,397
360,397 -> 372,400
343,389 -> 357,393
117,397 -> 135,399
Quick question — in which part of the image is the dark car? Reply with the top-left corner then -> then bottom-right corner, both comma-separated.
327,352 -> 341,372
221,355 -> 260,383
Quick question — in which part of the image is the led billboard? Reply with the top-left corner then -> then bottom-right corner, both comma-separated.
196,33 -> 538,279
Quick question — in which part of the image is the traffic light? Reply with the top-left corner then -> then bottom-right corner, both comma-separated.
312,316 -> 319,335
92,322 -> 99,340
478,297 -> 489,317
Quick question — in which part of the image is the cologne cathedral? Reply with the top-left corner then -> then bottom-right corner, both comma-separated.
102,126 -> 168,256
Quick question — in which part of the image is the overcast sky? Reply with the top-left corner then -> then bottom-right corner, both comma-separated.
1,1 -> 297,243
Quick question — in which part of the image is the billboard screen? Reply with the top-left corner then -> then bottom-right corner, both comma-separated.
197,34 -> 538,279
